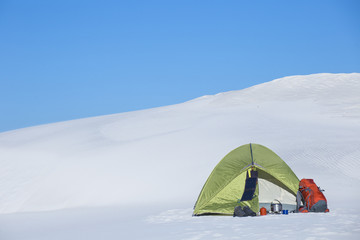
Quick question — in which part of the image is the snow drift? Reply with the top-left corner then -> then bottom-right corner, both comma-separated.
0,73 -> 359,239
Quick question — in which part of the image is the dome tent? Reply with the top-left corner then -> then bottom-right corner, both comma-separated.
193,143 -> 299,216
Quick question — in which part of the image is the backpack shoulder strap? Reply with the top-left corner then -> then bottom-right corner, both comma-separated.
296,190 -> 304,212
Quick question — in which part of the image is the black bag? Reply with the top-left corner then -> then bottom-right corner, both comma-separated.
233,206 -> 256,217
233,206 -> 246,217
243,206 -> 257,216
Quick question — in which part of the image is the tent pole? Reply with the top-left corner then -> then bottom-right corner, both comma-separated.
250,143 -> 254,166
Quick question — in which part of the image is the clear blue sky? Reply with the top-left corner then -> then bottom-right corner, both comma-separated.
1,0 -> 359,133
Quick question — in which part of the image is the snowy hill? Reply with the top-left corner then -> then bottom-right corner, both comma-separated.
0,73 -> 360,240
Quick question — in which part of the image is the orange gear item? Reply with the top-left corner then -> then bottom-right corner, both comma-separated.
260,207 -> 267,216
299,179 -> 329,212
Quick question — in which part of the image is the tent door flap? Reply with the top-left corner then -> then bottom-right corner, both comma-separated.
240,170 -> 258,201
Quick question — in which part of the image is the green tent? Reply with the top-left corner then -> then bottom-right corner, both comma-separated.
193,143 -> 299,216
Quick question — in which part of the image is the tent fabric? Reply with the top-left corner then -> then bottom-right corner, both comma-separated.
258,178 -> 296,205
240,170 -> 258,201
193,143 -> 299,216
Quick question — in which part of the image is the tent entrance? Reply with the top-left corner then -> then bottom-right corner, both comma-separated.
258,178 -> 296,211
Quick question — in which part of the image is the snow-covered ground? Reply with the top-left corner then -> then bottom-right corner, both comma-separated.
0,73 -> 359,239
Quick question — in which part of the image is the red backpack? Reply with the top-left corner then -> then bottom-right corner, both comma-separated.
297,179 -> 329,213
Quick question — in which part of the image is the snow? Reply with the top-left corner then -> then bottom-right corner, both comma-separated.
0,73 -> 360,239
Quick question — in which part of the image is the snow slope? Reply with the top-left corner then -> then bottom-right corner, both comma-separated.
0,73 -> 360,239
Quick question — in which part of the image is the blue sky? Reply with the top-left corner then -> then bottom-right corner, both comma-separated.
1,0 -> 359,133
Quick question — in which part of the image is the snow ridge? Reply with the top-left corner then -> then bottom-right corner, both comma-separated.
0,73 -> 359,215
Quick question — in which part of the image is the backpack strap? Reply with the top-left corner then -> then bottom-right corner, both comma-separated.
303,188 -> 313,211
296,191 -> 304,213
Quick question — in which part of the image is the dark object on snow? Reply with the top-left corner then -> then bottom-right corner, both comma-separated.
233,206 -> 256,217
243,206 -> 257,216
233,206 -> 246,217
296,179 -> 329,213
